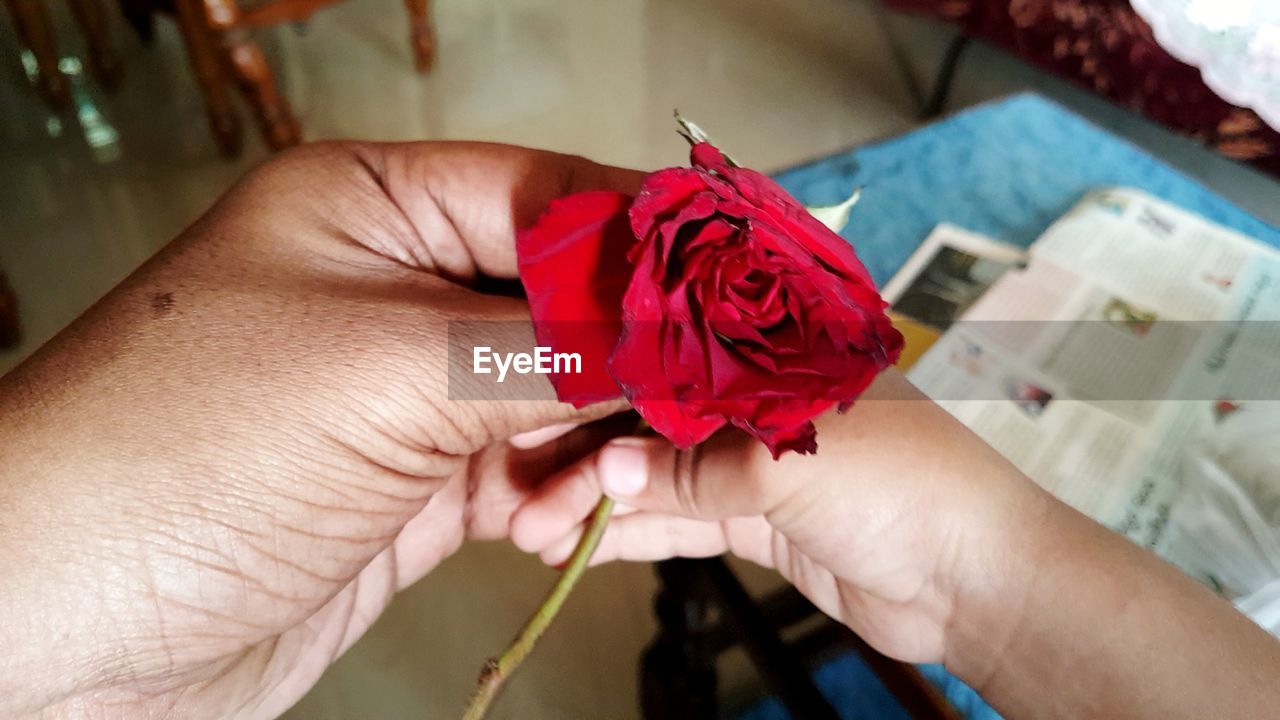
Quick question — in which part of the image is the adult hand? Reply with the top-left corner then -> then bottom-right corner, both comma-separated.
0,142 -> 639,718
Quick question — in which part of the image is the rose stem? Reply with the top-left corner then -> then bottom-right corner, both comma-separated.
460,494 -> 616,720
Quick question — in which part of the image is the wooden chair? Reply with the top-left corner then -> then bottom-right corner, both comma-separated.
124,0 -> 434,155
3,0 -> 123,107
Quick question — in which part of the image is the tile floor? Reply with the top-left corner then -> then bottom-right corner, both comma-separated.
2,0 -> 1277,717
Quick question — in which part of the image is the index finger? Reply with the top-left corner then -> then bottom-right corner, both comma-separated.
372,142 -> 646,281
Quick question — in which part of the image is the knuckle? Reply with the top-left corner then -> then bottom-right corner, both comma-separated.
256,140 -> 365,177
673,446 -> 702,517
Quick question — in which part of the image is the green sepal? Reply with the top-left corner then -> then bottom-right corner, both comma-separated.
806,187 -> 862,233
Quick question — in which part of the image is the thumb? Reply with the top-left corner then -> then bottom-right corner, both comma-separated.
595,431 -> 787,520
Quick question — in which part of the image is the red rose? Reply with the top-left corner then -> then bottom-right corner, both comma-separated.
517,142 -> 902,457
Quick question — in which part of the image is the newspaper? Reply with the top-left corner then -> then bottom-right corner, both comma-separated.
888,188 -> 1280,559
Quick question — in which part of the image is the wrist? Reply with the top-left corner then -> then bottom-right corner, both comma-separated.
0,416 -> 156,715
938,467 -> 1056,688
842,369 -> 1056,661
0,480 -> 100,715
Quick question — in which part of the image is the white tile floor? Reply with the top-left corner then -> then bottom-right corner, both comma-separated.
2,0 -> 1277,717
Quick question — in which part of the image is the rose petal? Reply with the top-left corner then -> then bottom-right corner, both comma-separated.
609,318 -> 728,448
697,159 -> 878,290
737,411 -> 822,458
517,190 -> 635,406
690,142 -> 729,169
630,168 -> 712,244
633,399 -> 727,449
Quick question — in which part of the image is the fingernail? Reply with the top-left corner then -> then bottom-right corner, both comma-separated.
509,422 -> 577,449
599,440 -> 649,497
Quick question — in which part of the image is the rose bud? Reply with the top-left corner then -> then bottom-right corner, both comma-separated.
518,142 -> 902,458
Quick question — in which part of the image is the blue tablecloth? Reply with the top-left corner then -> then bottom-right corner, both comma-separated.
775,93 -> 1280,292
739,93 -> 1279,720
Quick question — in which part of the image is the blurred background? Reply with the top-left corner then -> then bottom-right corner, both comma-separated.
3,0 -> 1279,717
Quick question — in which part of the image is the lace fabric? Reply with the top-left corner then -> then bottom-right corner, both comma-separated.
1131,0 -> 1280,132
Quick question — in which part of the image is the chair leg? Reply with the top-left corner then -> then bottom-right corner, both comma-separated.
868,0 -> 971,120
118,0 -> 155,43
403,0 -> 433,72
920,34 -> 970,120
174,0 -> 242,156
220,28 -> 301,151
640,559 -> 718,720
868,0 -> 925,115
67,0 -> 123,88
702,558 -> 841,720
3,0 -> 70,107
0,271 -> 20,350
198,0 -> 300,152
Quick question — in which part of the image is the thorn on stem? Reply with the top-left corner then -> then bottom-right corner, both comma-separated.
478,658 -> 500,683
